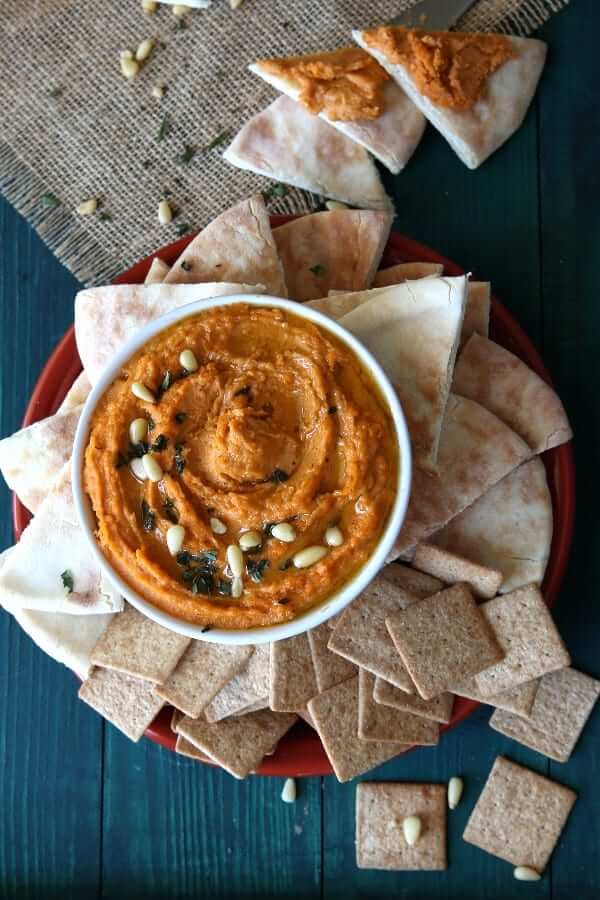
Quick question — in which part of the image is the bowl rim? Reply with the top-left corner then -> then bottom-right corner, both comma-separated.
71,292 -> 413,645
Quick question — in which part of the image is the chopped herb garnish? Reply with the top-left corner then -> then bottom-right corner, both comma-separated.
234,385 -> 251,397
129,440 -> 149,459
141,500 -> 155,532
175,222 -> 191,237
201,625 -> 212,633
262,183 -> 289,202
328,405 -> 338,415
205,129 -> 231,151
177,144 -> 197,165
151,434 -> 168,452
162,496 -> 178,524
276,597 -> 291,605
49,86 -> 63,98
160,370 -> 173,393
180,260 -> 192,272
179,548 -> 217,595
279,558 -> 293,571
217,579 -> 233,596
269,468 -> 289,484
176,548 -> 217,567
98,211 -> 113,222
61,570 -> 74,594
147,417 -> 156,432
263,522 -> 276,537
40,192 -> 61,209
246,558 -> 269,583
157,114 -> 171,142
309,263 -> 326,277
175,442 -> 186,474
116,452 -> 128,469
174,412 -> 187,424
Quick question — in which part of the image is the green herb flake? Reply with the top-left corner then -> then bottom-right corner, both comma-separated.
201,625 -> 212,633
151,434 -> 168,452
279,558 -> 293,571
141,500 -> 156,532
205,129 -> 231,151
328,405 -> 338,415
157,114 -> 171,142
40,192 -> 61,209
262,183 -> 289,202
217,579 -> 233,596
180,260 -> 192,272
49,86 -> 63,98
263,522 -> 276,537
269,468 -> 289,484
147,417 -> 156,432
61,570 -> 74,594
162,496 -> 178,524
234,385 -> 251,398
276,597 -> 291,605
175,443 -> 186,474
98,211 -> 113,222
116,452 -> 128,469
175,222 -> 191,237
174,412 -> 187,424
177,144 -> 197,165
246,558 -> 269,584
309,264 -> 326,277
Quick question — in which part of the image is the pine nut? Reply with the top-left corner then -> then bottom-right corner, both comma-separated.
226,544 -> 244,578
166,524 -> 185,555
121,49 -> 134,61
403,815 -> 421,847
230,0 -> 245,8
142,454 -> 163,482
172,4 -> 190,16
514,867 -> 541,882
179,349 -> 198,372
210,517 -> 227,535
135,38 -> 155,62
152,83 -> 166,99
325,200 -> 349,211
158,200 -> 173,225
120,55 -> 139,80
239,531 -> 262,551
281,778 -> 296,803
76,198 -> 97,216
129,418 -> 149,444
324,526 -> 343,547
130,457 -> 147,481
448,776 -> 463,810
271,522 -> 297,543
293,546 -> 327,569
231,576 -> 243,598
141,0 -> 158,13
131,382 -> 156,403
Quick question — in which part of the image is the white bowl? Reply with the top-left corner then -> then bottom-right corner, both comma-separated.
72,294 -> 412,645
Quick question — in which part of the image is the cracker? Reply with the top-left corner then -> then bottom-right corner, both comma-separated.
78,667 -> 164,742
328,573 -> 423,692
374,677 -> 455,723
308,622 -> 356,692
204,644 -> 270,722
175,735 -> 211,763
90,603 -> 191,684
489,667 -> 600,762
307,676 -> 404,783
473,585 -> 571,697
412,543 -> 502,599
463,756 -> 576,871
270,633 -> 318,711
356,782 -> 447,870
154,641 -> 252,717
454,675 -> 539,717
358,669 -> 439,744
170,708 -> 184,732
177,709 -> 297,779
386,584 -> 503,700
233,696 -> 269,716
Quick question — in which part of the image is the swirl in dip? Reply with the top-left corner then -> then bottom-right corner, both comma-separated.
83,303 -> 399,629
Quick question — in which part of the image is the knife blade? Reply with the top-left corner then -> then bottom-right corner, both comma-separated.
389,0 -> 477,29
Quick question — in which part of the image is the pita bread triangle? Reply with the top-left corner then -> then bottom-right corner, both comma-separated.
354,27 -> 546,169
58,371 -> 92,413
391,394 -> 531,560
453,333 -> 572,453
430,458 -> 553,593
144,256 -> 170,285
75,281 -> 266,385
373,262 -> 443,286
335,276 -> 468,469
273,209 -> 392,301
223,96 -> 392,212
164,195 -> 287,296
249,51 -> 426,174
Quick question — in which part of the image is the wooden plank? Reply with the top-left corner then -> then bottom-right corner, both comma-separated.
101,728 -> 322,898
537,3 -> 600,898
0,195 -> 103,897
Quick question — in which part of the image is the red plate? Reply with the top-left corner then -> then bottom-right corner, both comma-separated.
13,218 -> 575,777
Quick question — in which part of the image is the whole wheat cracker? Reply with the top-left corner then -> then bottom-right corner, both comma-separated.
308,622 -> 356,692
78,667 -> 164,742
204,644 -> 270,722
373,677 -> 455,724
175,735 -> 211,763
454,675 -> 540,717
358,669 -> 439,744
412,543 -> 502,599
270,633 -> 319,712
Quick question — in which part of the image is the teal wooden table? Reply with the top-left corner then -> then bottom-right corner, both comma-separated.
1,3 -> 599,897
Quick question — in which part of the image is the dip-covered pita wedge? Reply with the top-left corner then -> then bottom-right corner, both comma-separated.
373,262 -> 444,286
58,371 -> 92,413
354,27 -> 546,169
75,282 -> 265,384
430,458 -> 553,593
391,395 -> 531,560
0,405 -> 83,513
250,48 -> 426,173
223,96 -> 392,211
273,209 -> 392,301
337,276 -> 468,468
144,256 -> 170,285
0,465 -> 121,614
164,195 -> 287,296
453,334 -> 572,452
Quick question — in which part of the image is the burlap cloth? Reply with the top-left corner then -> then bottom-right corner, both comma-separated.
0,0 -> 568,285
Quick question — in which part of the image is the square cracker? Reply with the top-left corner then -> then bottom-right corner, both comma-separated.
154,641 -> 252,717
78,667 -> 164,742
473,585 -> 571,698
358,669 -> 439,744
308,622 -> 356,692
204,644 -> 270,722
90,603 -> 191,684
328,573 -> 423,693
270,633 -> 318,711
412,543 -> 502,599
386,584 -> 503,700
177,709 -> 297,779
356,782 -> 447,871
175,735 -> 211,763
374,677 -> 455,724
307,676 -> 404,783
489,667 -> 600,763
463,756 -> 576,871
454,675 -> 539,717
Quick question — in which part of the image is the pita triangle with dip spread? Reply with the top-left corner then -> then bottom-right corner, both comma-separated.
75,281 -> 266,385
249,47 -> 426,174
223,96 -> 392,212
273,209 -> 393,302
164,195 -> 287,296
354,27 -> 547,169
